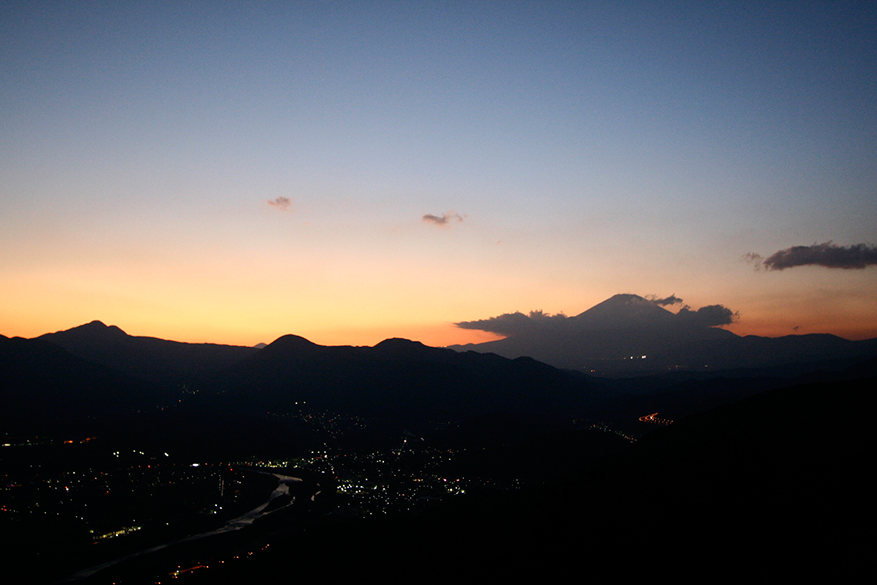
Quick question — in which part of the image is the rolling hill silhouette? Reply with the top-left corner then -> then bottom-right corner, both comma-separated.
38,321 -> 258,384
205,334 -> 600,428
5,325 -> 608,453
3,320 -> 876,581
6,314 -> 876,441
0,335 -> 168,433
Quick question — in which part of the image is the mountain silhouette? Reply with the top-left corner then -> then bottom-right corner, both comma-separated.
5,323 -> 614,450
5,320 -> 876,582
0,335 -> 168,433
38,321 -> 258,384
206,334 -> 599,429
8,318 -> 877,453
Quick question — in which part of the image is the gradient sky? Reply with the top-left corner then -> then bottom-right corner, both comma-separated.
2,1 -> 876,347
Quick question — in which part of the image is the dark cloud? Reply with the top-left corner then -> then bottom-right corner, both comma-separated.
455,310 -> 568,337
646,294 -> 683,306
742,252 -> 764,269
675,304 -> 738,327
760,241 -> 877,270
268,196 -> 291,211
422,211 -> 464,226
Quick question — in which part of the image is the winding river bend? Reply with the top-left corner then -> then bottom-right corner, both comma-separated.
62,472 -> 300,582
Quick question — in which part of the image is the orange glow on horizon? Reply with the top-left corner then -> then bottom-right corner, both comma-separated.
0,317 -> 505,349
6,312 -> 877,349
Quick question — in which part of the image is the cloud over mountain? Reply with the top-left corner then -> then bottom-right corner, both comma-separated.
675,304 -> 737,327
746,242 -> 877,270
456,310 -> 570,337
646,294 -> 683,306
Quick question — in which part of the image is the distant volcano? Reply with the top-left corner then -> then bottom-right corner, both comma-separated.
577,294 -> 676,325
450,294 -> 873,373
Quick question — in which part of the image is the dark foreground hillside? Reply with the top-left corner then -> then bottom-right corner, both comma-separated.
5,325 -> 875,582
137,374 -> 874,582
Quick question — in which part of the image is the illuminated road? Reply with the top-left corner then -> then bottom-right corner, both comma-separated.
61,472 -> 300,582
638,412 -> 673,425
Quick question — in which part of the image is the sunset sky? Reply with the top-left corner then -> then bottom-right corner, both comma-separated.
3,1 -> 876,347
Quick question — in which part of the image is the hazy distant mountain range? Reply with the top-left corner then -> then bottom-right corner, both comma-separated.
449,293 -> 877,373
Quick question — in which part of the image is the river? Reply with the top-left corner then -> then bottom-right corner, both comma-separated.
61,471 -> 301,582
